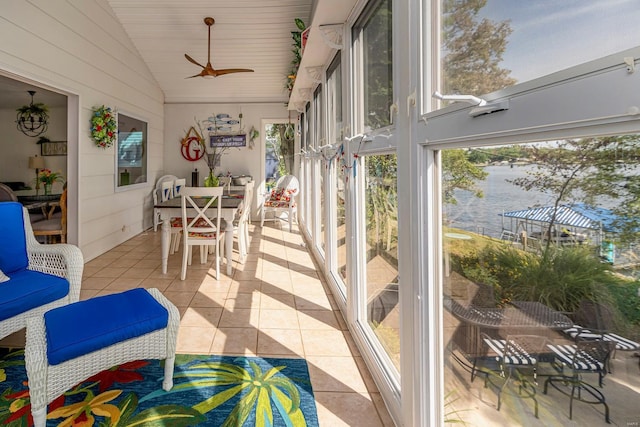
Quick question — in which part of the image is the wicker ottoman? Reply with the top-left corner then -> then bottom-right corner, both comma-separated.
24,288 -> 179,427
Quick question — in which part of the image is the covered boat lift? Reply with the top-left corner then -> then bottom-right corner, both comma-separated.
499,204 -> 618,261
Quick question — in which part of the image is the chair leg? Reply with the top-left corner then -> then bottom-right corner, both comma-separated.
181,242 -> 189,280
163,356 -> 175,390
215,240 -> 220,280
261,207 -> 265,227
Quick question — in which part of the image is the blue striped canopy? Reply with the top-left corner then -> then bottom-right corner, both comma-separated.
499,203 -> 617,232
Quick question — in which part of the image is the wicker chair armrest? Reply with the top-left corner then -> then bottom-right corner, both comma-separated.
27,244 -> 84,303
147,288 -> 180,357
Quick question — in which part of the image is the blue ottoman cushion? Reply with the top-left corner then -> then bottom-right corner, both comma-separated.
44,288 -> 168,365
0,269 -> 69,321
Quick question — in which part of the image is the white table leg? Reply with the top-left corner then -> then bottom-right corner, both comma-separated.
160,213 -> 171,274
223,216 -> 233,275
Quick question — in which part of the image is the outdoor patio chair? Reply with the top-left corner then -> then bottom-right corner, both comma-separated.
562,300 -> 640,358
544,339 -> 615,423
0,201 -> 83,341
476,334 -> 548,418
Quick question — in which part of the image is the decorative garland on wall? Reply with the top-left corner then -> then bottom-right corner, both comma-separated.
91,105 -> 117,148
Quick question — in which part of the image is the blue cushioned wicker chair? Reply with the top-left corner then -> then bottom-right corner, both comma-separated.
0,202 -> 83,341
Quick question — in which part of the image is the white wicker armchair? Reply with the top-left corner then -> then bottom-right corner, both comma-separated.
0,203 -> 83,341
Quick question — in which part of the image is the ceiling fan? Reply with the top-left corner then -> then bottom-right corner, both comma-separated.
185,17 -> 254,79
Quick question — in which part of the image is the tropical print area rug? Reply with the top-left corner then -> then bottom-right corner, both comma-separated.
0,348 -> 318,426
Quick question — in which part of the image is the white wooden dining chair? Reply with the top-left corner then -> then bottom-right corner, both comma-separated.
173,178 -> 186,198
153,175 -> 178,232
180,186 -> 224,280
223,181 -> 254,262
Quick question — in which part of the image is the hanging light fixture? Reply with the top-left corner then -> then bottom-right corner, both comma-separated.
16,90 -> 49,137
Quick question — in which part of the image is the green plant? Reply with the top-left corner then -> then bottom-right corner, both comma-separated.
286,18 -> 306,94
459,245 -> 614,313
17,103 -> 48,115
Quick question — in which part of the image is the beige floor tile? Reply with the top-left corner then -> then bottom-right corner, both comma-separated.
139,278 -> 173,291
261,280 -> 294,295
181,306 -> 223,327
354,356 -> 380,393
257,329 -> 304,356
109,257 -> 139,268
306,355 -> 369,393
163,290 -> 196,307
259,309 -> 300,329
224,292 -> 260,310
294,293 -> 332,311
260,293 -> 296,310
92,267 -> 128,278
190,291 -> 227,308
219,308 -> 260,328
176,326 -> 216,354
291,281 -> 326,295
104,278 -> 144,291
314,392 -> 384,427
134,259 -> 166,269
210,327 -> 258,355
228,280 -> 262,294
81,277 -> 115,290
301,330 -> 353,357
166,279 -> 203,292
82,265 -> 102,278
79,289 -> 100,300
233,269 -> 261,281
371,392 -> 396,426
297,309 -> 340,330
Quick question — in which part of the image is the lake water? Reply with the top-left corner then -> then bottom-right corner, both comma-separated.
445,165 -> 556,238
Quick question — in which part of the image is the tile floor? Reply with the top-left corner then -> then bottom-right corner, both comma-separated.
2,220 -> 395,426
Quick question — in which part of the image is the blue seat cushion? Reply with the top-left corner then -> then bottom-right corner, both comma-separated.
0,269 -> 69,321
44,288 -> 168,365
0,202 -> 29,273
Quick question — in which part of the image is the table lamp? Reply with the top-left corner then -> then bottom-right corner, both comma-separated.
28,155 -> 45,195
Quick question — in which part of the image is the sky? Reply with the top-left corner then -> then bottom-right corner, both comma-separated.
477,0 -> 640,83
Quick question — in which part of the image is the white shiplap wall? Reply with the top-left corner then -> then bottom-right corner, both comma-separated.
0,0 -> 165,261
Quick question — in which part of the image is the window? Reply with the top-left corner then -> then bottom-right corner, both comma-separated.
116,113 -> 147,188
439,0 -> 640,97
364,154 -> 399,373
354,0 -> 393,132
441,135 -> 640,425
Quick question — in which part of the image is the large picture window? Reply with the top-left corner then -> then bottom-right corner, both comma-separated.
116,113 -> 147,188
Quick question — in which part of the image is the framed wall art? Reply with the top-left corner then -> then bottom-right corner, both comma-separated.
40,141 -> 67,156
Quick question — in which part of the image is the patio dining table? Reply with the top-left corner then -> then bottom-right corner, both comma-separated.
445,298 -> 573,358
154,194 -> 243,276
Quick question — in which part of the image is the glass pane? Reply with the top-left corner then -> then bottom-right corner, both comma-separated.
358,0 -> 393,131
440,0 -> 640,97
365,154 -> 399,372
442,136 -> 640,424
327,55 -> 343,144
319,165 -> 325,253
117,114 -> 147,187
336,162 -> 347,285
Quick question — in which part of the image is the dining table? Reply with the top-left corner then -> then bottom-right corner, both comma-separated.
154,193 -> 243,276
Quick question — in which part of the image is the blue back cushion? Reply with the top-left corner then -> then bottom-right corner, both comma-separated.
0,269 -> 69,321
44,288 -> 169,365
0,202 -> 28,273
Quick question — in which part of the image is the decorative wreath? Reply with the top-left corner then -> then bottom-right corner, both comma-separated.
91,105 -> 117,148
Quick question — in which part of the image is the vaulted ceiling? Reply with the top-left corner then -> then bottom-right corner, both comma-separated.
106,0 -> 313,105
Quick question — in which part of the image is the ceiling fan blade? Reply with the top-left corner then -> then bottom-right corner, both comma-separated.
184,54 -> 205,69
214,68 -> 255,76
